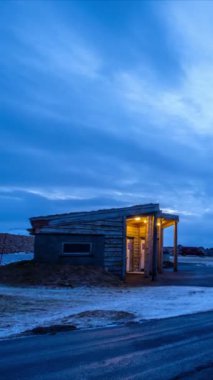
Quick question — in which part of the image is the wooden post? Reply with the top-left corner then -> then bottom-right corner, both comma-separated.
144,216 -> 152,277
122,217 -> 127,279
152,215 -> 158,281
161,226 -> 164,272
174,221 -> 178,272
157,220 -> 163,273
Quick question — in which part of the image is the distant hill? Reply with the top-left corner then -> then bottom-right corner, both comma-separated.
164,245 -> 213,257
0,233 -> 34,254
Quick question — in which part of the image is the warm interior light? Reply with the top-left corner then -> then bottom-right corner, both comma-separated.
135,217 -> 141,221
143,219 -> 148,224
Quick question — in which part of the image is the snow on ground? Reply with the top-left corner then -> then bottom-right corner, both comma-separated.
178,256 -> 213,267
0,284 -> 212,339
1,253 -> 33,266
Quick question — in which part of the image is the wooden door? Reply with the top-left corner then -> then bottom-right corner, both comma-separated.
126,238 -> 133,272
140,238 -> 146,270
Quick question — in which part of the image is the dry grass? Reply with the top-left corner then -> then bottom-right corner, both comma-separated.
0,260 -> 124,288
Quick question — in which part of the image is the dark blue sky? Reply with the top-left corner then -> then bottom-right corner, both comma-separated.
0,0 -> 213,246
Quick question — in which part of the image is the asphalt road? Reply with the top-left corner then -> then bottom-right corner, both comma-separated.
0,310 -> 213,380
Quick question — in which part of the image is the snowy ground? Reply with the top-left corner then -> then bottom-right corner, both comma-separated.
0,284 -> 212,339
0,254 -> 212,339
178,255 -> 213,267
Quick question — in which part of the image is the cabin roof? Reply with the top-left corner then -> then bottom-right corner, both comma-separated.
30,203 -> 179,228
30,203 -> 159,221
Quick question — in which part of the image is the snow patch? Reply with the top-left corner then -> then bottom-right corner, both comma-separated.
178,256 -> 213,267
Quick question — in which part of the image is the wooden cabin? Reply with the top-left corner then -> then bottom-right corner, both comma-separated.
29,204 -> 179,279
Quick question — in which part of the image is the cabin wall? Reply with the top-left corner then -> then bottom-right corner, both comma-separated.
34,217 -> 125,277
34,234 -> 105,266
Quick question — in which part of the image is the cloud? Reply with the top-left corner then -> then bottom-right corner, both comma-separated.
0,1 -> 213,245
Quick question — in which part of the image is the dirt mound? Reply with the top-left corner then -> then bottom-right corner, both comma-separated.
23,324 -> 77,336
21,311 -> 135,335
0,261 -> 124,287
63,310 -> 135,329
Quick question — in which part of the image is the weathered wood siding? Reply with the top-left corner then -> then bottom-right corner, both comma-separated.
34,234 -> 105,266
34,217 -> 125,276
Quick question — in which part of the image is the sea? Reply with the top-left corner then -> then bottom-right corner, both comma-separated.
1,252 -> 33,265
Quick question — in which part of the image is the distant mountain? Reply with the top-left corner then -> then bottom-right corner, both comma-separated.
164,245 -> 213,257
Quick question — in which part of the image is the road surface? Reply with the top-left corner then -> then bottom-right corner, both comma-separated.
0,310 -> 212,380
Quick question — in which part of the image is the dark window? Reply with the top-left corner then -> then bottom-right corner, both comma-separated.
63,243 -> 91,256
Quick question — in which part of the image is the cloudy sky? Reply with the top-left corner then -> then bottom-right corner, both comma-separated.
1,0 -> 213,246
